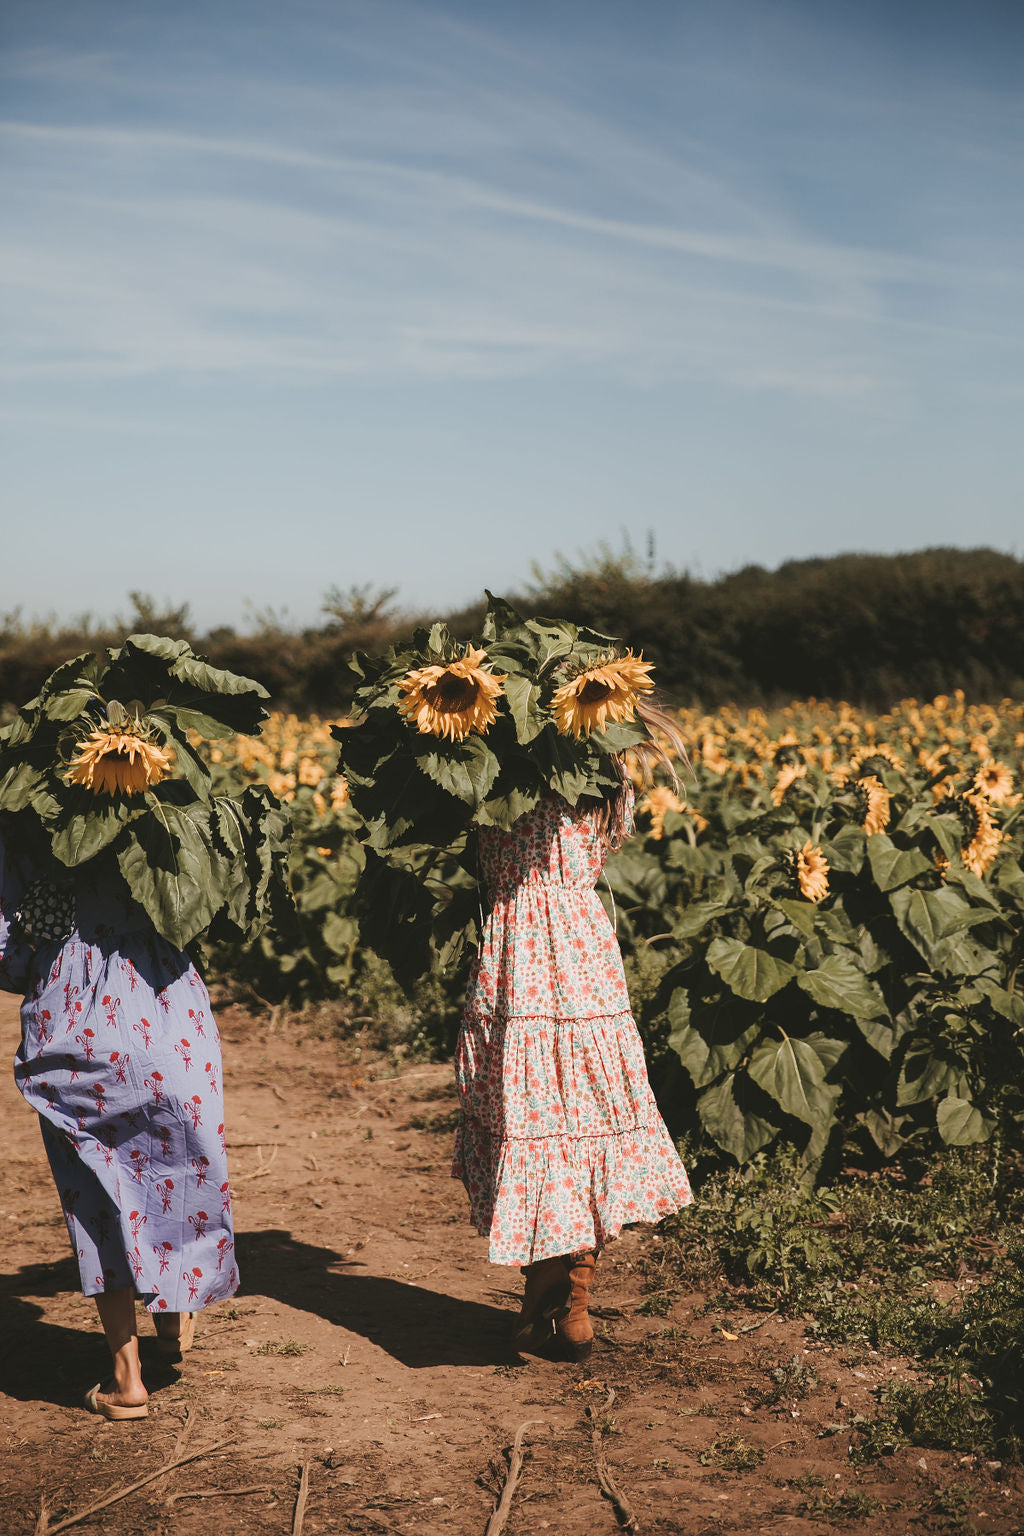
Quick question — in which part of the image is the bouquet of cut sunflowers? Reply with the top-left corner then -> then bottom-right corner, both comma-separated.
333,594 -> 662,984
0,635 -> 290,949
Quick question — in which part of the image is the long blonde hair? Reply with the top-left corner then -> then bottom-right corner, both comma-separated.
591,697 -> 691,848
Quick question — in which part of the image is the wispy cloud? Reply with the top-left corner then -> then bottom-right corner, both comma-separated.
1,4 -> 1022,408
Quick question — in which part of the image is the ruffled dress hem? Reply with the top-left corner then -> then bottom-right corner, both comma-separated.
452,1113 -> 693,1266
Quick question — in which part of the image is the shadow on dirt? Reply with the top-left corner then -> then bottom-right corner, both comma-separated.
0,1260 -> 188,1409
237,1228 -> 515,1368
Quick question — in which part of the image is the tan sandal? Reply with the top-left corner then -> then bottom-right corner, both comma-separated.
154,1311 -> 196,1356
84,1382 -> 149,1421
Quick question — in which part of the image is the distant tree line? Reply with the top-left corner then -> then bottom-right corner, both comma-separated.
3,546 -> 1023,715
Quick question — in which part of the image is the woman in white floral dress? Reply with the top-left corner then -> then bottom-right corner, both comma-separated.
452,730 -> 692,1361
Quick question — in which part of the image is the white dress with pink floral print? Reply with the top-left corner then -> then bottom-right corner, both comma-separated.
452,791 -> 692,1265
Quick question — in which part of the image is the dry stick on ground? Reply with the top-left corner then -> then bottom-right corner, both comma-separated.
166,1486 -> 273,1505
171,1405 -> 194,1462
292,1461 -> 311,1536
234,1146 -> 280,1183
585,1392 -> 638,1535
483,1419 -> 547,1536
33,1436 -> 237,1536
740,1310 -> 780,1334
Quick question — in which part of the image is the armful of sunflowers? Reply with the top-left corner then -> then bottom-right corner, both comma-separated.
0,634 -> 291,950
333,593 -> 658,986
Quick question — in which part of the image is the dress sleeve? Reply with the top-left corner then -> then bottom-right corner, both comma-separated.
0,833 -> 32,994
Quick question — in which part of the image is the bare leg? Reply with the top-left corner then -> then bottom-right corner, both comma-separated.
154,1309 -> 196,1353
92,1289 -> 148,1409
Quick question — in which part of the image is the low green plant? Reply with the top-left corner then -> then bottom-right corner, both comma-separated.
698,1432 -> 765,1471
650,1149 -> 1024,1462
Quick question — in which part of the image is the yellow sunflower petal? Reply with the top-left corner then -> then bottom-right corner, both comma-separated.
550,651 -> 655,739
397,647 -> 506,742
66,726 -> 172,797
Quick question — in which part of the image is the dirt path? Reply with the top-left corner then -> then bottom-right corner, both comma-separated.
2,993 -> 1022,1535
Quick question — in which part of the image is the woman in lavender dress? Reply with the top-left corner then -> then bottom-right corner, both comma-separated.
0,831 -> 237,1420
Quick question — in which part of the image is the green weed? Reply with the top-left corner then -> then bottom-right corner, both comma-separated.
698,1432 -> 765,1471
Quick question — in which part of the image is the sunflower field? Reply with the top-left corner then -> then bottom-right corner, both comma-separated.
203,692 -> 1024,1175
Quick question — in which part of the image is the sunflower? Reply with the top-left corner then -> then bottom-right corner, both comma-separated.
787,840 -> 830,902
960,792 -> 1004,878
699,734 -> 731,775
770,761 -> 807,807
639,784 -> 684,841
549,651 -> 655,739
297,756 -> 324,788
857,774 -> 892,836
267,770 -> 297,801
973,759 -> 1017,805
850,742 -> 904,775
330,775 -> 350,810
398,645 -> 506,742
66,724 -> 172,797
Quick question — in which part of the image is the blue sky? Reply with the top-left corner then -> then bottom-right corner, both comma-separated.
2,0 -> 1022,629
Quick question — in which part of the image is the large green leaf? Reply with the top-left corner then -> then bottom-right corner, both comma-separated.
36,652 -> 100,705
857,1109 -> 910,1158
866,833 -> 933,892
852,1014 -> 900,1061
776,898 -> 818,938
356,849 -> 435,990
116,801 -> 223,948
822,824 -> 867,875
208,796 -> 259,935
50,799 -> 130,866
673,899 -> 731,940
41,688 -> 100,724
697,1074 -> 777,1163
591,720 -> 648,754
936,1095 -> 996,1147
102,636 -> 270,736
414,736 -> 501,807
975,979 -> 1024,1026
503,674 -> 545,745
897,1049 -> 966,1107
706,938 -> 797,1002
148,713 -> 212,800
0,760 -> 47,814
747,1034 -> 840,1130
797,952 -> 888,1020
668,991 -> 762,1089
476,785 -> 543,828
889,885 -> 978,965
927,811 -> 967,863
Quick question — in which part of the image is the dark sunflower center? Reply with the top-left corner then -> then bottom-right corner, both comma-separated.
957,799 -> 981,839
428,674 -> 478,711
579,679 -> 612,704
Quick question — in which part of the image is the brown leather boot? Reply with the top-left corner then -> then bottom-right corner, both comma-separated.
513,1256 -> 571,1356
554,1250 -> 597,1362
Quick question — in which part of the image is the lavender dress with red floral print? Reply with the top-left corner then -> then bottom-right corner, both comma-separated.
452,791 -> 692,1266
0,836 -> 237,1314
